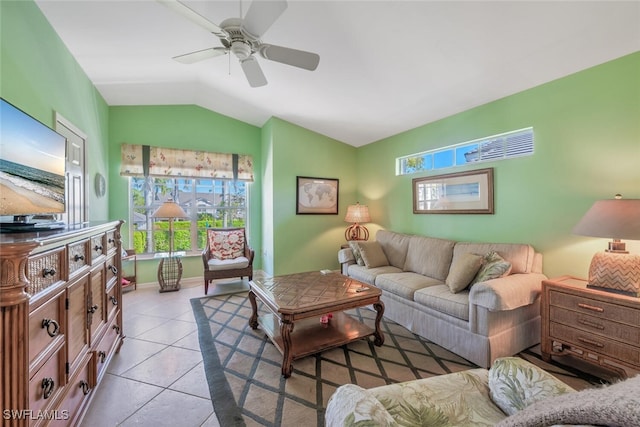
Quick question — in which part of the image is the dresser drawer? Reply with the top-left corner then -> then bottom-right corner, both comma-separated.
550,306 -> 640,346
105,254 -> 119,286
27,248 -> 65,295
28,344 -> 65,418
48,354 -> 93,427
68,239 -> 90,278
106,282 -> 119,323
106,230 -> 118,253
550,322 -> 640,365
549,290 -> 640,326
94,317 -> 121,381
90,234 -> 106,263
29,290 -> 65,372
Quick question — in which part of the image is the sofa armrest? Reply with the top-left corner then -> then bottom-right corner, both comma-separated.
469,273 -> 547,311
338,248 -> 355,264
326,384 -> 397,426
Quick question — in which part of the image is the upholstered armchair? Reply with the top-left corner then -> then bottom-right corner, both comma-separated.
202,227 -> 254,295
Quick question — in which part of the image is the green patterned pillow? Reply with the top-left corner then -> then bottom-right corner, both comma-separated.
472,251 -> 512,285
489,357 -> 575,416
349,241 -> 365,266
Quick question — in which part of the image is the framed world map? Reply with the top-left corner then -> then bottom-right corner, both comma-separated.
296,176 -> 339,214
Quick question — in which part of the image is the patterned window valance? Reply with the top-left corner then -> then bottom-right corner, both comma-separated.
120,143 -> 254,181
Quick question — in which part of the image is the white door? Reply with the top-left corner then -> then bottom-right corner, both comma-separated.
55,114 -> 87,225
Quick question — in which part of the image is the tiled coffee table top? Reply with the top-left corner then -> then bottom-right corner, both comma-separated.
250,271 -> 379,310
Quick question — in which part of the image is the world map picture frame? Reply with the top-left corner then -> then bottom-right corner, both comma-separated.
296,176 -> 339,214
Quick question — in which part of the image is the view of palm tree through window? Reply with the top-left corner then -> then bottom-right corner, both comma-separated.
130,177 -> 247,255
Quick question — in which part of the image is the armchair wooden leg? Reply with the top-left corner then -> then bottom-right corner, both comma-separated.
204,278 -> 209,295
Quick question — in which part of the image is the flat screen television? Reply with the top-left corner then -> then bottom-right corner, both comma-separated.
0,98 -> 67,232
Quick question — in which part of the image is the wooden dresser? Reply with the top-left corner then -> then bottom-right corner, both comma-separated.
541,275 -> 640,376
0,221 -> 125,426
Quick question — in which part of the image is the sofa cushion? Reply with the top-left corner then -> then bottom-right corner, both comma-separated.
207,257 -> 250,271
453,242 -> 535,274
472,251 -> 512,285
348,241 -> 365,266
414,285 -> 470,321
357,241 -> 389,268
347,264 -> 403,286
446,252 -> 484,293
375,273 -> 442,300
376,230 -> 411,269
489,356 -> 575,416
403,236 -> 456,281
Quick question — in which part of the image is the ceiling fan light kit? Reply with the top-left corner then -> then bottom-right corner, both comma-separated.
159,0 -> 320,87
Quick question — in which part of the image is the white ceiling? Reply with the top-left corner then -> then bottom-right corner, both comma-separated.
34,1 -> 640,147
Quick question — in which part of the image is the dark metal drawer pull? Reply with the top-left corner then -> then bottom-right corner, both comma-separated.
577,303 -> 604,313
79,380 -> 91,395
41,318 -> 60,337
94,245 -> 103,252
42,377 -> 55,399
577,336 -> 605,348
42,268 -> 56,278
110,296 -> 118,306
74,254 -> 85,262
98,350 -> 107,363
88,304 -> 98,314
108,264 -> 118,275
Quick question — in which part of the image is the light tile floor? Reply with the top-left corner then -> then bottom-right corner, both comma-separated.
81,277 -> 249,427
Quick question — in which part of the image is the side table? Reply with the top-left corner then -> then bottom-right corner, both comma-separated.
541,275 -> 640,377
155,252 -> 184,292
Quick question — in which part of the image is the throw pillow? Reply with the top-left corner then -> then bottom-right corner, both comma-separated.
209,229 -> 245,260
489,357 -> 575,416
357,241 -> 389,268
472,251 -> 512,285
445,253 -> 484,293
349,241 -> 365,266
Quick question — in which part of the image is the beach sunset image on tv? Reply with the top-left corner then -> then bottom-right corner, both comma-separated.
0,99 -> 66,216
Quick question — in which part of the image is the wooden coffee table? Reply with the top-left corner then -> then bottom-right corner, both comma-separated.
248,271 -> 385,378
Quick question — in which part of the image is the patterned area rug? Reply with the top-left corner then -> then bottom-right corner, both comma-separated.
190,292 -> 610,427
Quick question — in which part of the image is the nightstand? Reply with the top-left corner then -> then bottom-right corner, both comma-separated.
541,276 -> 640,377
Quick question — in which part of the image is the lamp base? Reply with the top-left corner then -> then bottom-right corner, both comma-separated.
345,224 -> 369,241
586,251 -> 640,297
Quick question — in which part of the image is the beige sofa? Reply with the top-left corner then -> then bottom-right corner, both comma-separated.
325,356 -> 640,426
338,230 -> 547,368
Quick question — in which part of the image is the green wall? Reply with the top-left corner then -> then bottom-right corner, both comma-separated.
108,105 -> 262,283
264,118 -> 358,275
357,52 -> 640,279
0,0 -> 110,220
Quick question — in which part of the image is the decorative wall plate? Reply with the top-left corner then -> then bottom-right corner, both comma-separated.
95,173 -> 106,197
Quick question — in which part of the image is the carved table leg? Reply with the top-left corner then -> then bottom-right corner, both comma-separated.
280,320 -> 294,378
248,290 -> 259,329
373,300 -> 385,346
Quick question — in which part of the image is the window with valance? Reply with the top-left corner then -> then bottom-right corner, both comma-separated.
120,144 -> 252,255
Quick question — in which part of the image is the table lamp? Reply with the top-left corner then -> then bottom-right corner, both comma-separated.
152,198 -> 188,256
152,199 -> 188,292
345,203 -> 371,241
572,194 -> 640,296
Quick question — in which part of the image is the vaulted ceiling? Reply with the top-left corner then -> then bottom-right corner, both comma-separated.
35,1 -> 640,146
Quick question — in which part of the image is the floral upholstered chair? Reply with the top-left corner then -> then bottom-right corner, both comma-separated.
202,228 -> 254,295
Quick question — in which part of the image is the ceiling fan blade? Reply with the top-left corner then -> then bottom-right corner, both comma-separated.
240,57 -> 268,88
156,0 -> 227,38
259,44 -> 320,71
173,47 -> 228,64
242,0 -> 287,38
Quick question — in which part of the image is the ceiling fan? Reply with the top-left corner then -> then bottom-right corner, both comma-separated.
158,0 -> 320,87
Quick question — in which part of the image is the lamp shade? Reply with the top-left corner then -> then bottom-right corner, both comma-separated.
572,198 -> 640,240
152,199 -> 188,219
344,203 -> 371,223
